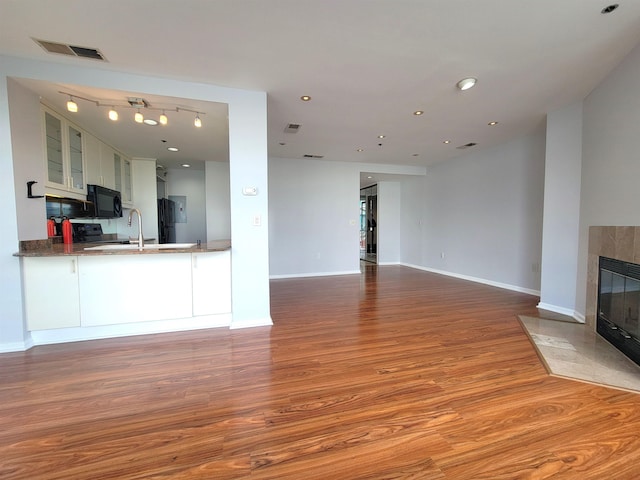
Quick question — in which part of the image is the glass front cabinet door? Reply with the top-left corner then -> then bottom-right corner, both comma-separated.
43,107 -> 86,195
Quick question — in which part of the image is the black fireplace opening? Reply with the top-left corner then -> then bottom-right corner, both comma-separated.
597,256 -> 640,366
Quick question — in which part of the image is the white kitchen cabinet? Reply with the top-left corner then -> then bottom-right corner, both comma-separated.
192,251 -> 231,316
22,257 -> 81,330
86,138 -> 120,190
78,253 -> 192,326
114,153 -> 133,205
43,107 -> 86,195
84,134 -> 101,186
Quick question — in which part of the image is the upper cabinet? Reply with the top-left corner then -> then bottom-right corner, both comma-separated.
43,107 -> 86,195
85,137 -> 118,190
46,105 -> 133,204
114,152 -> 133,206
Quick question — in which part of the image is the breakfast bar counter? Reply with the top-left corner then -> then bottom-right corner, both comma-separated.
16,239 -> 233,343
14,239 -> 231,257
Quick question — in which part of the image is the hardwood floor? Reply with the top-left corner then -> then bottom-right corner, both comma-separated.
2,264 -> 640,479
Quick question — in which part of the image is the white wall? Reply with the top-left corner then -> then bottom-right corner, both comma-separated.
268,157 -> 361,277
166,167 -> 207,244
8,78 -> 46,241
576,41 -> 640,318
401,129 -> 546,293
377,181 -> 401,265
1,76 -> 27,351
400,175 -> 429,266
539,103 -> 582,318
269,157 -> 427,277
205,161 -> 231,241
130,158 -> 158,242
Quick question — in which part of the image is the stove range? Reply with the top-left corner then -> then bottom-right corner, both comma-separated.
72,223 -> 103,243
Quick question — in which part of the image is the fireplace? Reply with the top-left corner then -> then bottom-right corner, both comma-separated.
597,256 -> 640,366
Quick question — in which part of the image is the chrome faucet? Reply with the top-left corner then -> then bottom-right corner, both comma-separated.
127,208 -> 144,250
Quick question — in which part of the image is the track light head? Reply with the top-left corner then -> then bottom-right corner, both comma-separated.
66,96 -> 78,113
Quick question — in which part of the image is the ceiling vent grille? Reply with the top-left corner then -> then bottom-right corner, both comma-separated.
33,38 -> 106,61
284,123 -> 301,133
303,154 -> 324,159
456,142 -> 477,149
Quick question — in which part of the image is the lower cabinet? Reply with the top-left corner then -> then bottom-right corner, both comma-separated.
78,253 -> 193,326
22,251 -> 232,331
192,251 -> 231,316
22,257 -> 81,330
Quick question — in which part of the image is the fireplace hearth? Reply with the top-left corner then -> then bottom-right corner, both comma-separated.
597,256 -> 640,366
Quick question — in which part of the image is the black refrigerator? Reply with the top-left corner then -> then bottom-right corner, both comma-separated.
158,198 -> 176,243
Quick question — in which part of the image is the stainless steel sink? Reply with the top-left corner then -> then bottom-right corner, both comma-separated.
84,243 -> 196,251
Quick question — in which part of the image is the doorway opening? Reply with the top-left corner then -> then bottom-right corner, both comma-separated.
360,185 -> 377,263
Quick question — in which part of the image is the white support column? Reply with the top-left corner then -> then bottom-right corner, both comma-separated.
538,102 -> 583,319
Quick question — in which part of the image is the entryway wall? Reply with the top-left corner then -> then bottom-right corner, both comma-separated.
376,181 -> 401,265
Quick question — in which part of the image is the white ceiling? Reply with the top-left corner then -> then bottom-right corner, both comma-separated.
2,1 -> 640,177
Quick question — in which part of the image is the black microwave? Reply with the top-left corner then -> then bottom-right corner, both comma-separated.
87,184 -> 122,218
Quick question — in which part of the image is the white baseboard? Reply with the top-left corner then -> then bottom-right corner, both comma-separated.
401,262 -> 541,297
0,337 -> 33,353
29,314 -> 232,347
537,302 -> 585,323
270,270 -> 360,279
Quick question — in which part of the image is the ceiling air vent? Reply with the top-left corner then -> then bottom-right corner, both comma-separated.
303,154 -> 324,159
456,142 -> 478,150
33,38 -> 106,61
284,123 -> 301,133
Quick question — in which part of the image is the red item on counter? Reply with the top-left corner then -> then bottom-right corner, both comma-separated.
62,218 -> 73,244
47,218 -> 56,237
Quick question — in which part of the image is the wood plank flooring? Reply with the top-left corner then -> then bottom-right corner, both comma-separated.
2,264 -> 640,479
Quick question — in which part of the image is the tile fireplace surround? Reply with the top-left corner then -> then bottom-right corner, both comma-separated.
586,226 -> 640,328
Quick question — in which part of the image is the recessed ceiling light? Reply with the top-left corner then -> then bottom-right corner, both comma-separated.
443,140 -> 451,144
367,176 -> 373,179
300,95 -> 311,101
488,121 -> 498,126
378,135 -> 385,139
414,110 -> 424,116
181,164 -> 191,168
143,118 -> 158,126
357,148 -> 364,152
601,4 -> 619,14
456,77 -> 477,91
167,147 -> 179,152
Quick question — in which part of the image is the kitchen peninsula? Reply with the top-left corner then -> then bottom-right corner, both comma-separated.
15,240 -> 232,346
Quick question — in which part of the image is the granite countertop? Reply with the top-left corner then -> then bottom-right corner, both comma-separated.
15,239 -> 231,257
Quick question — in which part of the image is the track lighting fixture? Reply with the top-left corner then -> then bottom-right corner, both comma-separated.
58,91 -> 204,130
66,96 -> 78,113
